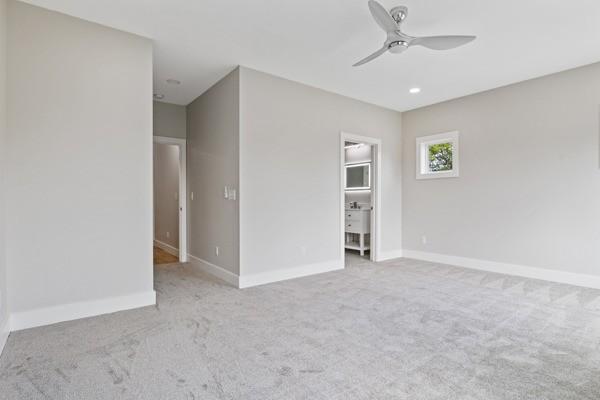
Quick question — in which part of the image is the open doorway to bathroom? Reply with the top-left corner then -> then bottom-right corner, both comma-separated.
340,132 -> 381,265
153,136 -> 187,265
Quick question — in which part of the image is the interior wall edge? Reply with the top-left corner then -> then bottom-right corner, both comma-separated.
402,249 -> 600,290
0,319 -> 8,358
238,258 -> 344,289
188,254 -> 239,288
377,250 -> 404,261
153,240 -> 179,257
9,290 -> 156,332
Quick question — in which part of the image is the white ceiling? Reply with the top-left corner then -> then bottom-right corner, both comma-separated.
20,0 -> 600,111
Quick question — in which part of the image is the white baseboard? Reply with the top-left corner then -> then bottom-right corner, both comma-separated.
239,259 -> 344,289
9,290 -> 156,332
154,239 -> 179,257
377,249 -> 404,262
402,250 -> 600,290
188,254 -> 239,287
0,318 -> 9,359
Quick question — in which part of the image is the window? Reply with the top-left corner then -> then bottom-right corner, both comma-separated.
416,131 -> 459,179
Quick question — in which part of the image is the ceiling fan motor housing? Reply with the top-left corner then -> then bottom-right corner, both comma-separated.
389,41 -> 409,53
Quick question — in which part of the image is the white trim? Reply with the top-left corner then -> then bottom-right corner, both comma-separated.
188,254 -> 239,287
239,259 -> 344,289
153,239 -> 179,257
0,319 -> 9,359
416,131 -> 459,180
340,132 -> 382,263
403,250 -> 600,289
378,249 -> 404,261
153,136 -> 188,262
9,291 -> 156,332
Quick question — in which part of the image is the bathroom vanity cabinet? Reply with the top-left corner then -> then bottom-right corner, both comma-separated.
344,208 -> 370,256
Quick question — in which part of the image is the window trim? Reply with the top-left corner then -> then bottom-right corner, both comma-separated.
416,131 -> 459,180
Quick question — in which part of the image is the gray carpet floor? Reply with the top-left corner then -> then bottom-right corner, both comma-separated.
1,254 -> 600,399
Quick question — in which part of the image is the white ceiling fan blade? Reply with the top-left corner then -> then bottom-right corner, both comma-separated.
368,0 -> 398,32
353,46 -> 389,67
410,35 -> 476,50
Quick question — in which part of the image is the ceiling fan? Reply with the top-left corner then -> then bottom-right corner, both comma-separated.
353,0 -> 476,66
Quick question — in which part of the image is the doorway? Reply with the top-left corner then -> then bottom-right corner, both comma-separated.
340,132 -> 381,264
153,136 -> 187,263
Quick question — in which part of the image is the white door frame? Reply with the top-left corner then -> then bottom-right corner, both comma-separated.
340,132 -> 382,263
153,136 -> 188,262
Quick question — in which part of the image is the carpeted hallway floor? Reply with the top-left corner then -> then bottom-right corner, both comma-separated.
1,254 -> 600,399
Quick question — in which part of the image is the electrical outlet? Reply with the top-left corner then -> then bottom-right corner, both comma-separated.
229,189 -> 237,201
215,246 -> 220,256
224,186 -> 229,199
421,235 -> 427,245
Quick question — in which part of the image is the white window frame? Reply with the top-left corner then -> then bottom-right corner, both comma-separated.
416,131 -> 459,180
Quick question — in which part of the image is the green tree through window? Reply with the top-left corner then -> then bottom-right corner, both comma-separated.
428,143 -> 453,172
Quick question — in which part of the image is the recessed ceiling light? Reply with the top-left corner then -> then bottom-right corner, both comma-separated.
409,87 -> 421,94
153,93 -> 164,100
166,79 -> 181,85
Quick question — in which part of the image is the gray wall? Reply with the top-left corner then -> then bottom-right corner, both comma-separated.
154,101 -> 186,139
154,143 -> 180,249
402,62 -> 600,276
239,67 -> 403,275
6,1 -> 154,313
186,68 -> 239,274
0,0 -> 7,339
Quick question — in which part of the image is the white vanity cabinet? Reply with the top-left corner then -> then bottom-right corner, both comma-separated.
345,209 -> 370,256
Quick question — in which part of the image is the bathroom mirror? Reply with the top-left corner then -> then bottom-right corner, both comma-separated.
345,163 -> 371,190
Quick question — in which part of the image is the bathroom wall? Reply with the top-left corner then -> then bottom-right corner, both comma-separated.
345,144 -> 372,208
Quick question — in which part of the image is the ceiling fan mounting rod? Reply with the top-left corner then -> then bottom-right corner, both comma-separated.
390,6 -> 408,24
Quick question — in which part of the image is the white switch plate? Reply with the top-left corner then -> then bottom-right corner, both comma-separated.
215,246 -> 220,256
190,192 -> 194,201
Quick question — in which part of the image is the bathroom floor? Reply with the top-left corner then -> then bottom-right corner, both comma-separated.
345,248 -> 370,260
